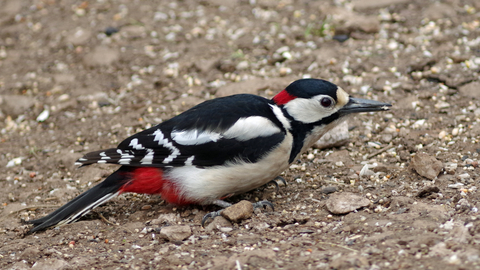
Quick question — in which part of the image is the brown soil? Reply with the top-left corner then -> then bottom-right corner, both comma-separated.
1,0 -> 480,269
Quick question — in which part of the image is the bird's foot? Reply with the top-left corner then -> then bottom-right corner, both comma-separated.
201,199 -> 231,227
201,199 -> 274,227
253,200 -> 274,211
272,176 -> 287,191
260,176 -> 287,192
201,210 -> 224,227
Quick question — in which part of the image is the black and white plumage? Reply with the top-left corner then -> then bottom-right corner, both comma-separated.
77,94 -> 288,168
27,78 -> 391,232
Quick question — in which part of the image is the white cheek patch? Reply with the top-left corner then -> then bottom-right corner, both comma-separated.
171,129 -> 222,145
284,96 -> 339,124
223,116 -> 281,141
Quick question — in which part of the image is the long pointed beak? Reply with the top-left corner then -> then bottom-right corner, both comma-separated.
339,97 -> 391,115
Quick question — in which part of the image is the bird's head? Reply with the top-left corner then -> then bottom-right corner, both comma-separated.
272,79 -> 391,124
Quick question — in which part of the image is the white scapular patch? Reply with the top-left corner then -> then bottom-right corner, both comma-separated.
140,149 -> 154,165
171,129 -> 221,145
153,129 -> 181,164
269,104 -> 291,130
129,138 -> 145,150
117,149 -> 134,165
223,116 -> 281,141
172,117 -> 280,145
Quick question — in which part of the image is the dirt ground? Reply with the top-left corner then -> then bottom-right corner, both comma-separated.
1,0 -> 480,269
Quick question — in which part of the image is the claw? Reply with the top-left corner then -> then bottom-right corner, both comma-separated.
201,210 -> 223,227
202,199 -> 232,227
265,176 -> 287,192
268,180 -> 280,191
274,176 -> 287,186
253,200 -> 274,211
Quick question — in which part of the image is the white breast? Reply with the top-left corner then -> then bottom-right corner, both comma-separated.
165,133 -> 293,204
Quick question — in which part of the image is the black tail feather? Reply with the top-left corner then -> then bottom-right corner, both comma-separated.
27,167 -> 129,233
74,148 -> 122,166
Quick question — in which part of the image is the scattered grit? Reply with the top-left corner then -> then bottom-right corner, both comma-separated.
1,0 -> 480,269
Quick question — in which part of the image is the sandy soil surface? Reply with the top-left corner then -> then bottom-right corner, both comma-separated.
1,0 -> 480,269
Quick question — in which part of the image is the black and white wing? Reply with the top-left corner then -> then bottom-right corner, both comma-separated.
75,94 -> 288,168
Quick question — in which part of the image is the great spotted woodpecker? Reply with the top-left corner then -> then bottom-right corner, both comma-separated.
27,78 -> 390,232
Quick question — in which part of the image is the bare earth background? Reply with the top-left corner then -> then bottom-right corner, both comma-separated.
1,0 -> 480,269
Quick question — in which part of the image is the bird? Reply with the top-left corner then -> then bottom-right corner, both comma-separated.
27,78 -> 391,233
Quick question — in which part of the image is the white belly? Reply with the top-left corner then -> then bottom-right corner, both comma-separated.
165,133 -> 293,204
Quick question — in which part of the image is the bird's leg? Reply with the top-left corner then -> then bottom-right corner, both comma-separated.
201,199 -> 232,226
201,199 -> 275,227
213,199 -> 233,208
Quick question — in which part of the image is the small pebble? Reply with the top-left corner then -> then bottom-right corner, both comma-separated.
141,205 -> 152,210
160,225 -> 192,241
221,200 -> 253,222
444,162 -> 458,174
105,26 -> 119,36
325,192 -> 370,214
411,153 -> 442,180
36,109 -> 49,122
279,67 -> 292,76
321,186 -> 338,194
448,183 -> 464,189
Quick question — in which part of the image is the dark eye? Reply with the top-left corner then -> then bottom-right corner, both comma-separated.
320,97 -> 333,108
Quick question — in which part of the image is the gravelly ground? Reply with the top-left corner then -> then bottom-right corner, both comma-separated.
1,0 -> 480,269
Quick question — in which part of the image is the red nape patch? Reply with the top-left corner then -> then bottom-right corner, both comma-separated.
272,89 -> 296,105
120,167 -> 195,206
